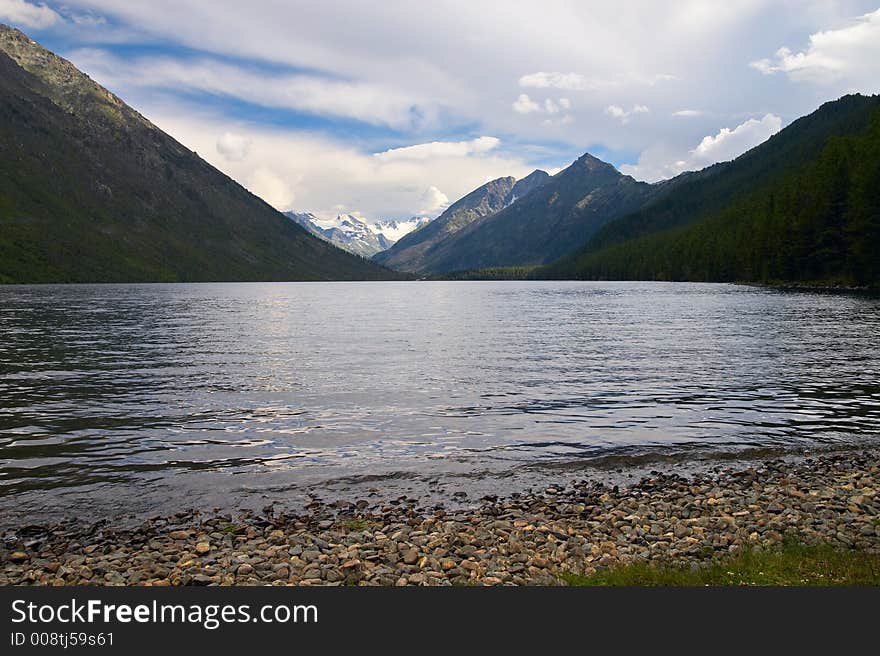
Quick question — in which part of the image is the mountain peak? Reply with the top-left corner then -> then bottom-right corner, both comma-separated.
337,214 -> 369,227
0,23 -> 155,134
553,93 -> 880,285
573,152 -> 616,172
376,149 -> 652,273
512,170 -> 551,198
374,169 -> 554,272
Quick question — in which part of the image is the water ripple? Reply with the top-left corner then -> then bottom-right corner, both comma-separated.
0,281 -> 878,522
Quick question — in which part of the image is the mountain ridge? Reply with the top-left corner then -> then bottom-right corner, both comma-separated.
543,94 -> 880,286
381,153 -> 660,274
578,94 -> 880,258
373,170 -> 550,272
0,24 -> 395,283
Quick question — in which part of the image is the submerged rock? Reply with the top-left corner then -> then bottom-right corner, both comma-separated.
1,449 -> 878,586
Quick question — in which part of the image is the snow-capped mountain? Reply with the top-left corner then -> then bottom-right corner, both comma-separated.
371,217 -> 433,243
285,212 -> 432,258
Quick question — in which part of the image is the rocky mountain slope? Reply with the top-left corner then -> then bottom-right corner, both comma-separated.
377,154 -> 662,274
421,154 -> 657,273
0,25 -> 394,283
373,170 -> 550,273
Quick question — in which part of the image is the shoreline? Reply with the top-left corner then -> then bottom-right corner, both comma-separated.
3,440 -> 874,532
2,448 -> 877,586
743,281 -> 879,294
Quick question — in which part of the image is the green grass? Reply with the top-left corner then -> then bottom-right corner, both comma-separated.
561,543 -> 880,586
339,519 -> 372,531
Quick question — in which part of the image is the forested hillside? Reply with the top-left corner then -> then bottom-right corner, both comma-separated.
546,95 -> 880,287
0,25 -> 395,283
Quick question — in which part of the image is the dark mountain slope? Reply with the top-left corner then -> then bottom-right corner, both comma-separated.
575,94 -> 880,257
417,154 -> 656,273
373,170 -> 549,273
0,25 -> 394,283
546,95 -> 880,286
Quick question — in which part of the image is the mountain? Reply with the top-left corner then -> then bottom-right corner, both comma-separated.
379,155 -> 662,274
372,216 -> 433,243
286,212 -> 393,258
546,94 -> 880,287
285,212 -> 431,258
373,170 -> 550,272
423,155 -> 659,273
0,25 -> 395,283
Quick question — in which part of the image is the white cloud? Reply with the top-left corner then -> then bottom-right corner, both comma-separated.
543,114 -> 574,127
215,131 -> 251,162
40,0 -> 805,165
512,93 -> 541,114
32,0 -> 809,174
672,109 -> 704,117
0,0 -> 60,28
65,48 -> 429,129
519,71 -> 596,91
418,186 -> 450,215
750,8 -> 880,87
145,106 -> 532,219
605,104 -> 650,124
751,45 -> 842,79
544,99 -> 559,114
512,94 -> 572,124
248,167 -> 295,211
622,113 -> 782,181
68,13 -> 106,27
691,113 -> 781,163
22,1 -> 865,216
519,71 -> 679,91
373,136 -> 500,162
0,0 -> 113,31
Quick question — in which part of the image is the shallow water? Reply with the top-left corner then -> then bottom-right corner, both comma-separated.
1,281 -> 878,524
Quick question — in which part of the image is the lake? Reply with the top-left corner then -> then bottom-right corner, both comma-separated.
1,281 -> 878,525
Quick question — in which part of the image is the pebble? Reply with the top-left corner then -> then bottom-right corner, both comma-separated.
1,450 -> 877,586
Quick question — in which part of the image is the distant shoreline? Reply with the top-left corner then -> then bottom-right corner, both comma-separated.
426,269 -> 880,290
743,281 -> 879,294
2,277 -> 876,291
2,447 -> 876,586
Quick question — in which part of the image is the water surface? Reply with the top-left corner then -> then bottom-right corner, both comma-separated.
1,281 -> 878,524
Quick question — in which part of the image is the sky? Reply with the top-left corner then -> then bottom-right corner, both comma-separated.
1,1 -> 879,221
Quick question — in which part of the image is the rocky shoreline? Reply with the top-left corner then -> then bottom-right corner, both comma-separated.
746,281 -> 879,294
2,449 -> 878,586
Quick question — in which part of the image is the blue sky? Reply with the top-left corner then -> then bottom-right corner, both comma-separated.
1,0 -> 879,220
